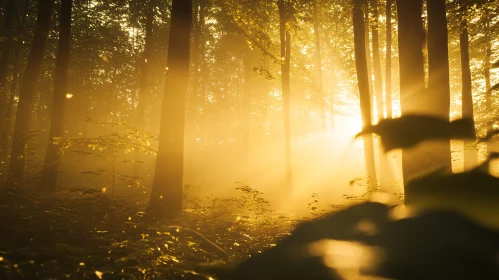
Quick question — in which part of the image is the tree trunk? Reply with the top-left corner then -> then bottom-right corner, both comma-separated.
190,0 -> 205,120
426,0 -> 452,171
278,0 -> 293,199
0,48 -> 19,158
136,0 -> 154,129
353,0 -> 376,191
0,0 -> 16,152
459,11 -> 477,170
240,49 -> 252,184
39,0 -> 72,190
484,16 -> 492,153
147,0 -> 193,218
371,0 -> 391,190
395,0 -> 426,198
36,63 -> 48,120
133,0 -> 155,177
0,0 -> 29,157
364,6 -> 374,122
371,0 -> 383,121
385,0 -> 392,119
313,0 -> 326,131
9,0 -> 54,183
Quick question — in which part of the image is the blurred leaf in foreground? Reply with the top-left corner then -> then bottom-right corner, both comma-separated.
355,115 -> 475,152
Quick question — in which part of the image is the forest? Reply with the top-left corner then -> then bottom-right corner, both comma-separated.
0,0 -> 499,279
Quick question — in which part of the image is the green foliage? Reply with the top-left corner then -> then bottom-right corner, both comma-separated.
307,192 -> 343,218
0,185 -> 298,279
234,183 -> 273,222
52,117 -> 157,197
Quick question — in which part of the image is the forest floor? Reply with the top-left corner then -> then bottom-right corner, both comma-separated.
0,187 -> 299,280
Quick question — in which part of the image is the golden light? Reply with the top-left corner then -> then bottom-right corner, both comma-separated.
66,93 -> 73,99
94,271 -> 103,279
388,204 -> 417,221
369,192 -> 396,205
307,239 -> 379,278
355,219 -> 378,235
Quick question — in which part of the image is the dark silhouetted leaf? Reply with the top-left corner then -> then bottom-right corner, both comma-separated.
404,159 -> 499,230
487,83 -> 499,94
355,115 -> 475,152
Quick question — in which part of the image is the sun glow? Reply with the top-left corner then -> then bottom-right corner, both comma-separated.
332,114 -> 364,139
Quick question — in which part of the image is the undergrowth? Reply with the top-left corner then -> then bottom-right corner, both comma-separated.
0,185 -> 297,280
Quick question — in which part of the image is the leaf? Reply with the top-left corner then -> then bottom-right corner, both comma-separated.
355,115 -> 476,152
487,83 -> 499,94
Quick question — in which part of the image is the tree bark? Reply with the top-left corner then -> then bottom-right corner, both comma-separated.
278,0 -> 293,199
395,0 -> 426,198
9,0 -> 54,183
313,0 -> 326,131
371,0 -> 383,121
459,8 -> 477,170
133,0 -> 155,177
240,49 -> 252,184
0,0 -> 17,152
136,0 -> 154,129
353,0 -> 376,191
385,0 -> 392,119
39,0 -> 72,190
426,0 -> 452,171
0,48 -> 20,158
483,14 -> 493,153
0,0 -> 29,157
371,0 -> 391,190
190,0 -> 205,122
364,6 -> 374,121
147,0 -> 193,217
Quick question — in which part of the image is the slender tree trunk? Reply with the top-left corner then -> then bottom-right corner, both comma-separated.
484,16 -> 493,153
371,0 -> 391,190
0,0 -> 29,158
385,0 -> 392,119
39,0 -> 72,190
0,0 -> 16,150
136,0 -> 154,128
9,0 -> 54,184
278,0 -> 293,198
353,0 -> 376,191
364,6 -> 374,121
147,0 -> 193,217
371,0 -> 383,121
313,0 -> 326,131
459,12 -> 477,169
190,0 -> 205,116
133,0 -> 155,177
426,0 -> 452,171
190,0 -> 206,143
240,49 -> 252,184
396,0 -> 426,199
36,63 -> 47,120
0,49 -> 19,158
